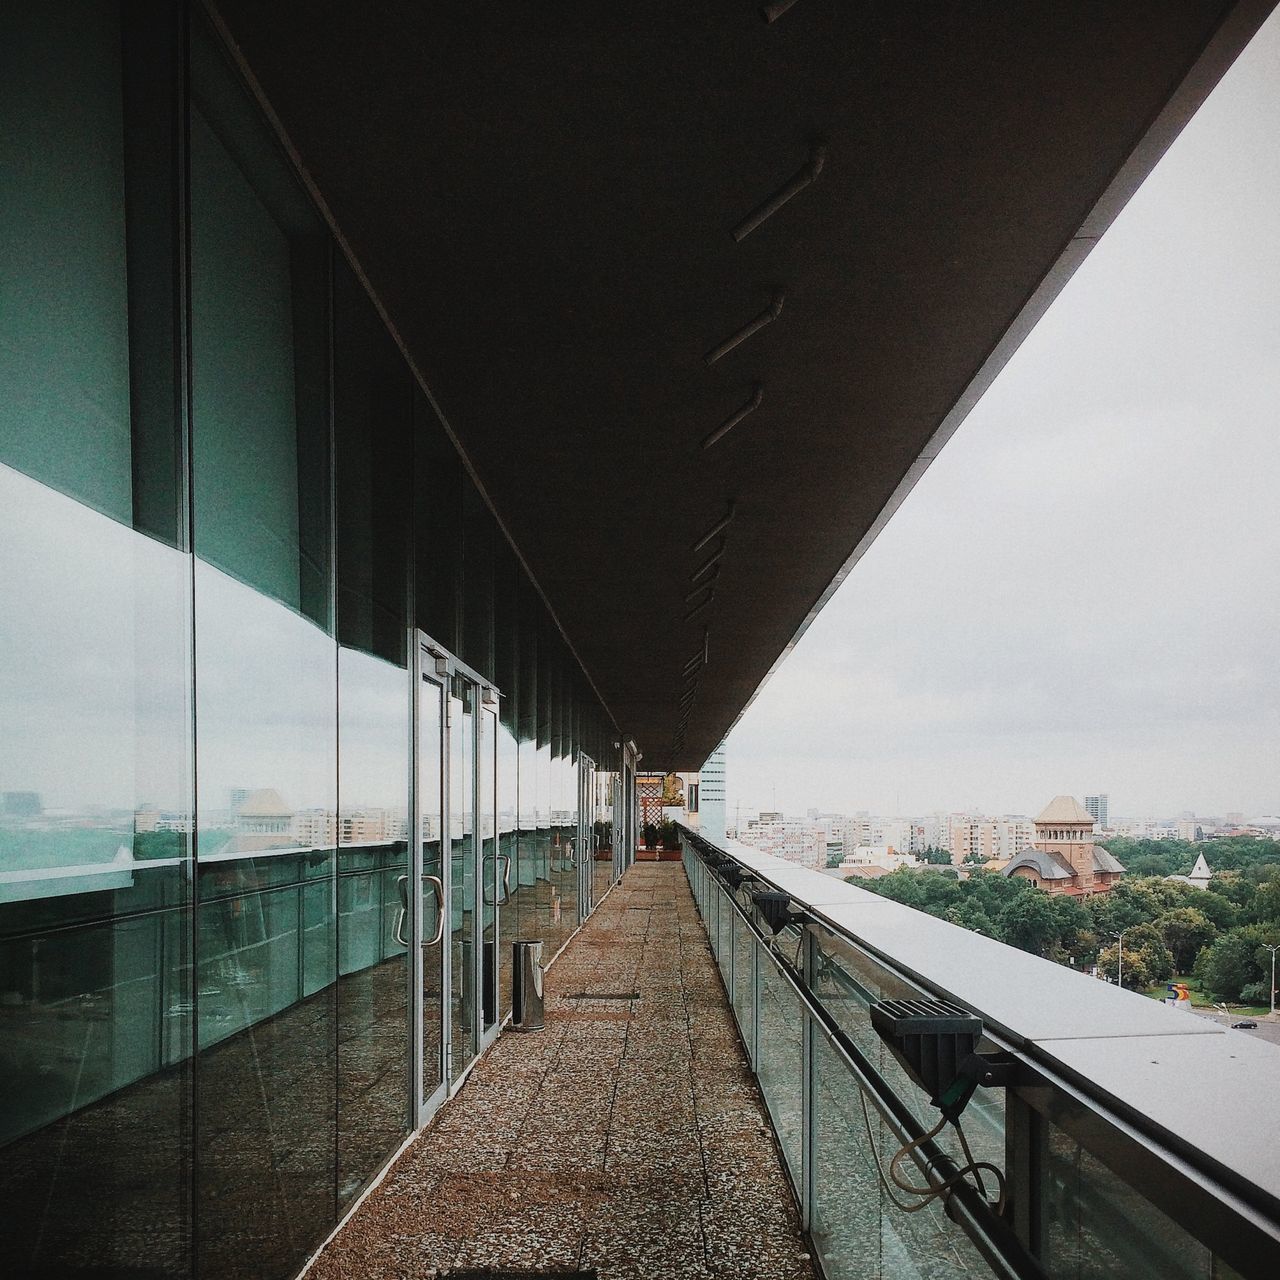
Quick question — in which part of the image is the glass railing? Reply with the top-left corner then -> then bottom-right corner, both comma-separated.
682,828 -> 1278,1280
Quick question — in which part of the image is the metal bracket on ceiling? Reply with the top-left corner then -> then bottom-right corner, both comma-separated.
693,502 -> 735,553
732,144 -> 826,242
761,0 -> 802,24
704,295 -> 784,366
702,383 -> 764,451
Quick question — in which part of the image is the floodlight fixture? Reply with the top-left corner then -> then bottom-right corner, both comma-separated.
869,998 -> 1013,1123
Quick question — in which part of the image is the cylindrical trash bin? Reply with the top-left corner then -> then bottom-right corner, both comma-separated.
511,939 -> 544,1031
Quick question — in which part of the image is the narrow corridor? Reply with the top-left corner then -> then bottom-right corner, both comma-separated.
309,862 -> 814,1279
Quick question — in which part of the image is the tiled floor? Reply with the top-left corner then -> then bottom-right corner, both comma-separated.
308,862 -> 816,1280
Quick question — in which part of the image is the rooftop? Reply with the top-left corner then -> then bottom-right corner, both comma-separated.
1034,795 -> 1095,825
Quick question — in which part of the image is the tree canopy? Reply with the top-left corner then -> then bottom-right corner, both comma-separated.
859,835 -> 1280,996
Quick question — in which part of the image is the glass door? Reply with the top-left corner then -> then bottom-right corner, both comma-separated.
411,632 -> 501,1112
478,698 -> 502,1052
413,662 -> 448,1121
577,754 -> 596,921
448,674 -> 475,1086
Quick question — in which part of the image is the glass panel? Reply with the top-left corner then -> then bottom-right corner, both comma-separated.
515,585 -> 538,973
810,924 -> 1007,1186
448,676 -> 475,1082
0,496 -> 193,1277
419,674 -> 445,1104
1042,1123 -> 1215,1280
810,1035 -> 884,1277
717,884 -> 733,983
549,655 -> 576,950
336,648 -> 409,1205
333,248 -> 411,1202
578,759 -> 594,916
593,767 -> 616,906
755,939 -> 805,1187
732,918 -> 756,1062
479,705 -> 498,1034
190,13 -> 336,1274
497,700 -> 518,1023
536,635 -> 553,953
493,544 -> 519,1023
0,8 -> 192,1276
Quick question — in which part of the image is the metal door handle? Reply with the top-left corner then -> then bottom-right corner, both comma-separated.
394,873 -> 446,947
483,854 -> 513,904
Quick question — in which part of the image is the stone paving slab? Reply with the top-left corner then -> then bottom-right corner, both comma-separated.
307,863 -> 814,1280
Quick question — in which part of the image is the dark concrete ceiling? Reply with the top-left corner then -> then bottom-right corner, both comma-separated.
212,0 -> 1271,769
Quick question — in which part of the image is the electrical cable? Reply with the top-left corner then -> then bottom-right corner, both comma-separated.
858,1090 -> 948,1214
858,1089 -> 1007,1216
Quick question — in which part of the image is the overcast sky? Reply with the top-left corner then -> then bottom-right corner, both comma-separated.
725,12 -> 1280,823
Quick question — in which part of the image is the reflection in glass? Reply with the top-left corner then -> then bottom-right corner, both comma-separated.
0,7 -> 192,1273
0,469 -> 193,1277
755,937 -> 805,1185
497,693 -> 519,1022
192,565 -> 337,1280
479,705 -> 500,1034
732,909 -> 756,1063
337,647 -> 409,1204
449,677 -> 476,1082
190,14 -> 336,1270
1043,1124 -> 1214,1280
419,673 -> 446,1106
593,769 -> 617,907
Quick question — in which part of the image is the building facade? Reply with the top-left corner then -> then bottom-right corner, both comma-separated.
698,744 -> 727,844
1084,793 -> 1110,829
0,10 -> 633,1276
1002,796 -> 1125,896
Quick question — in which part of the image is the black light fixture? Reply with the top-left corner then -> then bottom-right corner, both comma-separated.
751,888 -> 797,935
869,998 -> 1014,1123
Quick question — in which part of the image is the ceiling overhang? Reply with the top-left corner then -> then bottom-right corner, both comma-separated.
210,0 -> 1274,768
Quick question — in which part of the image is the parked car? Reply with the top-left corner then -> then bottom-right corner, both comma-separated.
1231,1019 -> 1258,1030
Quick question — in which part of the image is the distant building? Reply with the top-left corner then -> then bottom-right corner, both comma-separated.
948,816 -> 1033,865
233,788 -> 296,852
1002,795 -> 1124,897
738,814 -> 824,868
2,791 -> 42,818
1167,853 -> 1214,889
698,744 -> 727,843
1084,794 -> 1109,829
840,844 -> 918,872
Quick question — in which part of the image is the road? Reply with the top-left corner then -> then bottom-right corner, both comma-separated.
1191,1009 -> 1280,1047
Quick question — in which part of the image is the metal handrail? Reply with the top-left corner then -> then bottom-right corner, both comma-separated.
688,836 -> 1039,1280
681,825 -> 1280,1280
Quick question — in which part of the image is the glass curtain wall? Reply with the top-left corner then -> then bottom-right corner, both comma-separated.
0,6 -> 193,1275
189,11 -> 338,1274
0,6 -> 624,1279
333,256 -> 413,1205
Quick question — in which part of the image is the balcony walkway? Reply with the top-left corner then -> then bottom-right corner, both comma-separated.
309,861 -> 814,1280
